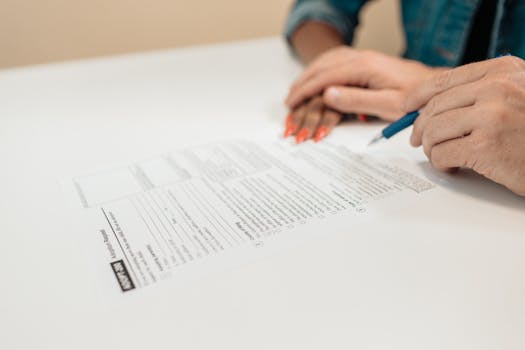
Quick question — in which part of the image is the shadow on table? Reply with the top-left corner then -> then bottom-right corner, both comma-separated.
418,162 -> 525,211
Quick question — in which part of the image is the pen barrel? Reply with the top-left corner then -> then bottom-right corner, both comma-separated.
382,111 -> 419,139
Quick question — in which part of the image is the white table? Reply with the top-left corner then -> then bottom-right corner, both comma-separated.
1,37 -> 524,350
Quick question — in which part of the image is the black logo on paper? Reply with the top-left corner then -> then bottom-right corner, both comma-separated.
110,260 -> 135,292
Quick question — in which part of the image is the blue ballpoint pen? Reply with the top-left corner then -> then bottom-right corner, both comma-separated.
367,55 -> 512,146
368,111 -> 419,146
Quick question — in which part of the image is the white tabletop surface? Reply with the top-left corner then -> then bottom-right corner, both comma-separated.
1,37 -> 524,350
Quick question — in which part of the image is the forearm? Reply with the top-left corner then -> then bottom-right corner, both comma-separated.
291,21 -> 345,65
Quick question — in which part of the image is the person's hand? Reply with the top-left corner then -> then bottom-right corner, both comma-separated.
285,47 -> 441,137
283,95 -> 344,143
284,27 -> 346,143
407,56 -> 525,196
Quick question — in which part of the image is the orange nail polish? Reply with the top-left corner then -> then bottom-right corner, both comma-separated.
284,123 -> 297,137
295,128 -> 309,144
358,114 -> 368,122
314,126 -> 328,143
284,113 -> 297,137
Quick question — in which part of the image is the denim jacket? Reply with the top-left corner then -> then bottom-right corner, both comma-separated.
285,0 -> 525,67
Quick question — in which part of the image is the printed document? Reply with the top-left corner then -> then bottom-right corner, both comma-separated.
65,139 -> 434,294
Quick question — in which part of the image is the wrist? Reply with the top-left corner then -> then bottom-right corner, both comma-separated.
410,63 -> 451,88
291,21 -> 345,64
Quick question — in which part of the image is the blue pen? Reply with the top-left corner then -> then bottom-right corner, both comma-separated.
367,54 -> 512,146
368,111 -> 419,146
368,54 -> 512,146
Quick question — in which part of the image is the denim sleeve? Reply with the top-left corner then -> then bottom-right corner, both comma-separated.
284,0 -> 369,47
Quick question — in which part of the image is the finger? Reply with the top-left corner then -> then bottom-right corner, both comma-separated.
290,48 -> 358,92
323,86 -> 405,121
313,109 -> 341,142
429,136 -> 474,172
419,106 -> 477,159
406,57 -> 519,112
419,81 -> 478,118
287,61 -> 371,108
284,103 -> 306,137
411,84 -> 478,147
296,97 -> 324,143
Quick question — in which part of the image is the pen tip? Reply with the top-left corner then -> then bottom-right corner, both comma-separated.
368,134 -> 383,146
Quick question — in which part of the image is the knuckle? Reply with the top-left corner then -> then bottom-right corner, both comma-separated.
482,105 -> 508,147
505,71 -> 522,83
463,153 -> 479,171
463,134 -> 486,169
424,96 -> 439,116
481,75 -> 523,105
433,69 -> 454,90
430,147 -> 446,169
514,71 -> 525,87
491,77 -> 515,96
486,103 -> 508,126
506,74 -> 525,98
474,128 -> 497,153
503,55 -> 525,70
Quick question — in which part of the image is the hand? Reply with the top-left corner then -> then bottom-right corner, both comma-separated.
285,47 -> 441,121
284,95 -> 343,143
283,23 -> 345,143
407,56 -> 525,196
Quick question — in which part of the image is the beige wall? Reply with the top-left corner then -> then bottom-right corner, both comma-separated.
0,0 -> 403,69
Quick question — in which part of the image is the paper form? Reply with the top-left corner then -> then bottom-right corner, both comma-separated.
65,139 -> 434,294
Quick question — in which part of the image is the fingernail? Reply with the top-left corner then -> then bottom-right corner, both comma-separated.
325,87 -> 339,103
358,114 -> 368,122
284,123 -> 297,137
295,128 -> 309,144
314,126 -> 328,143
